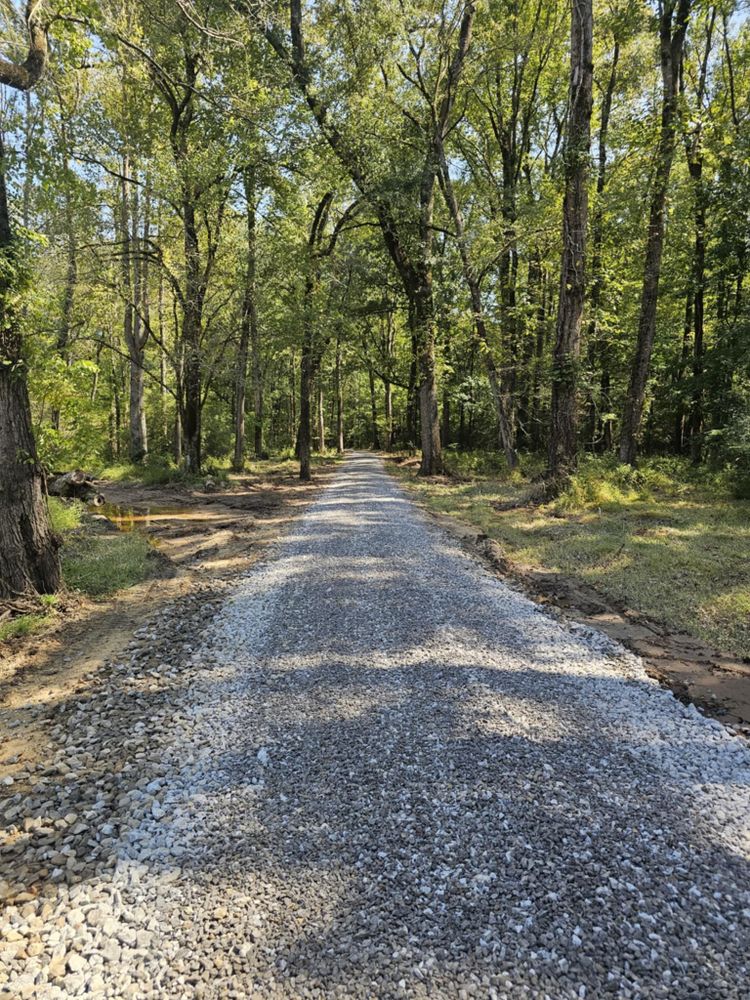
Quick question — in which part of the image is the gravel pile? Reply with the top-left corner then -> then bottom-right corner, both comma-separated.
2,453 -> 749,999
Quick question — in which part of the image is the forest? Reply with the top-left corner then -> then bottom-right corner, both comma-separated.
0,0 -> 749,602
2,6 -> 750,995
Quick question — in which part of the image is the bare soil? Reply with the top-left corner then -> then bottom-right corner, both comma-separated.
0,464 -> 339,784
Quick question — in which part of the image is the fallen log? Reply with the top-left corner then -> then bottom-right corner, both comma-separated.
48,470 -> 105,506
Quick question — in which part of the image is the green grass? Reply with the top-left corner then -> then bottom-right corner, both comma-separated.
97,459 -> 196,485
48,493 -> 154,598
61,531 -> 154,597
1,500 -> 156,647
48,496 -> 84,532
391,454 -> 750,660
0,613 -> 49,643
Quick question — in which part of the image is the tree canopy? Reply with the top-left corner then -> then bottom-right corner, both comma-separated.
1,0 -> 749,596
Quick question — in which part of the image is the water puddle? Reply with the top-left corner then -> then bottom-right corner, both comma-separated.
91,504 -> 192,532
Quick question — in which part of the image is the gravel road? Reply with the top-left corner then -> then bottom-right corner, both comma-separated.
2,453 -> 749,999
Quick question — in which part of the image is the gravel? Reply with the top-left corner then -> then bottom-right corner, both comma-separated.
1,452 -> 749,999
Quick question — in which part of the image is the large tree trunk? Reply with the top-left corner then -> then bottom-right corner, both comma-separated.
619,0 -> 691,465
0,355 -> 61,597
412,274 -> 442,475
0,11 -> 60,598
547,0 -> 594,481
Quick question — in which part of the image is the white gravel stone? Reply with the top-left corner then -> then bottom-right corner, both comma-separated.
2,454 -> 749,999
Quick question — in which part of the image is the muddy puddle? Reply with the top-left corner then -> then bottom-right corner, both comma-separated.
89,503 -> 187,531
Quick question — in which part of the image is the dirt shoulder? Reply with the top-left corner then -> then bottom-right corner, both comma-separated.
0,462 -> 339,784
390,461 -> 750,738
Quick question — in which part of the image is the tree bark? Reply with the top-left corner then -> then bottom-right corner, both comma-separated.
684,10 -> 715,464
125,169 -> 148,463
619,0 -> 691,465
547,0 -> 594,481
367,354 -> 380,450
0,5 -> 60,598
317,381 -> 325,452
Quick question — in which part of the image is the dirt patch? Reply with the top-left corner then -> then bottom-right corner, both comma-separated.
0,463 -> 339,786
417,505 -> 750,739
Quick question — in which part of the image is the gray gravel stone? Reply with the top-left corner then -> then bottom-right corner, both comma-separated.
1,453 -> 749,998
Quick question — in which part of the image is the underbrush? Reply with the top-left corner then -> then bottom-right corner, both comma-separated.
97,458 -> 219,486
98,452 -> 342,483
442,447 -> 523,480
0,594 -> 57,643
553,455 -> 729,512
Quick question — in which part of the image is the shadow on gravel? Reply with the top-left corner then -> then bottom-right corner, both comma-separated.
169,650 -> 750,997
3,455 -> 748,998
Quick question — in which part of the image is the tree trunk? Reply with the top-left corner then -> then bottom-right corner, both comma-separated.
51,142 -> 77,433
367,361 -> 380,450
317,381 -> 325,452
299,344 -> 312,481
585,41 -> 619,451
686,172 -> 707,461
0,124 -> 61,597
233,167 -> 258,471
547,0 -> 594,481
384,380 -> 394,450
335,334 -> 344,453
619,0 -> 691,465
411,274 -> 442,475
684,12 -> 715,464
406,318 -> 419,448
120,160 -> 148,464
181,196 -> 202,473
673,290 -> 693,453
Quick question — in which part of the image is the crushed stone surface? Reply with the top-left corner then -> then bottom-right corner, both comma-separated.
2,453 -> 749,999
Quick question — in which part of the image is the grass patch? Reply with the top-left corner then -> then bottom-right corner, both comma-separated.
391,453 -> 750,659
62,531 -> 154,597
48,496 -> 84,532
0,613 -> 49,643
97,459 -> 199,486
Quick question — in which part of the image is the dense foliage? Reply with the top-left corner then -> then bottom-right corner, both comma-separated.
1,0 -> 749,595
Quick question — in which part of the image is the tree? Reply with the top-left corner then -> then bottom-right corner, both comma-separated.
547,0 -> 594,480
0,1 -> 61,598
619,0 -> 691,465
255,0 -> 477,475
